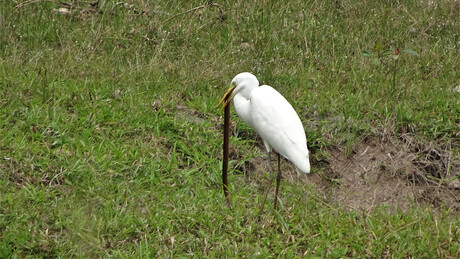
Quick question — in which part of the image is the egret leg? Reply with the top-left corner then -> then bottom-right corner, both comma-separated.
267,151 -> 273,172
258,151 -> 273,218
274,153 -> 282,210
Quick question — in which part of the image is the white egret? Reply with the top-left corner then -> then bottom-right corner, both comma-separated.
219,72 -> 310,213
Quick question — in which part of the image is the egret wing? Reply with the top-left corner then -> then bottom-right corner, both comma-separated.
249,85 -> 307,158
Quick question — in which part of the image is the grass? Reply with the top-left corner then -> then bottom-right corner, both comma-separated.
1,0 -> 459,257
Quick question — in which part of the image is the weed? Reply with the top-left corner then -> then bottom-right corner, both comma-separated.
1,0 -> 459,257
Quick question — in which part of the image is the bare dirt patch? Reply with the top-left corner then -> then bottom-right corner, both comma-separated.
311,132 -> 460,212
232,128 -> 460,212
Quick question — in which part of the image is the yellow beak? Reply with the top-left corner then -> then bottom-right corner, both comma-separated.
218,84 -> 236,112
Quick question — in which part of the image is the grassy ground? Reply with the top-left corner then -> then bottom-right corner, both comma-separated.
1,0 -> 459,257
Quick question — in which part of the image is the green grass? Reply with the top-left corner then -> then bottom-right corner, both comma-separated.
1,0 -> 460,257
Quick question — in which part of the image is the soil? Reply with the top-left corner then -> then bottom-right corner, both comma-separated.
237,129 -> 460,212
313,133 -> 460,212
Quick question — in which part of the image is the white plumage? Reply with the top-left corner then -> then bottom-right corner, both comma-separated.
226,72 -> 311,174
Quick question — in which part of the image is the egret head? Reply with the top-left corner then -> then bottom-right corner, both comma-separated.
218,72 -> 259,111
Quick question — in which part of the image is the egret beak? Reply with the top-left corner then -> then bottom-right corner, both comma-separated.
218,84 -> 236,112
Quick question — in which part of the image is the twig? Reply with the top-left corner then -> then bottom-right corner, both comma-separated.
164,2 -> 223,23
15,0 -> 58,8
16,0 -> 101,11
97,0 -> 106,11
49,167 -> 65,186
